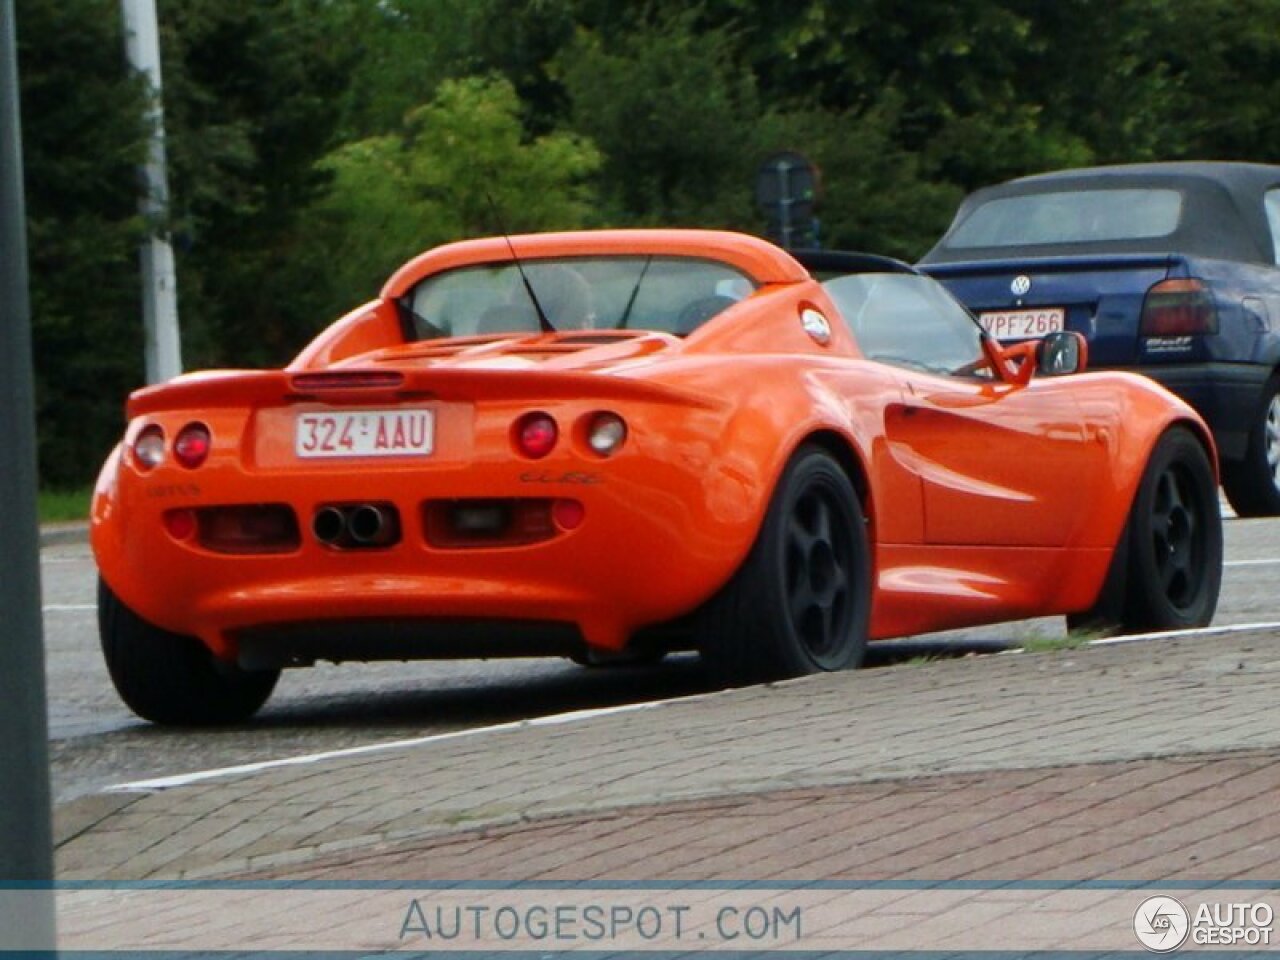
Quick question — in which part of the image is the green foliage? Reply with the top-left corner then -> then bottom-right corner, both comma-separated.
158,0 -> 358,367
38,487 -> 93,524
300,76 -> 601,317
555,14 -> 761,226
759,97 -> 963,259
25,0 -> 1280,486
16,0 -> 146,487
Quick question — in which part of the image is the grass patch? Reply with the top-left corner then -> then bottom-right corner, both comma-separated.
1019,630 -> 1094,653
903,653 -> 945,666
38,487 -> 92,524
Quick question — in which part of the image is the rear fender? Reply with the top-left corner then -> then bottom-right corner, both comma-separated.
693,365 -> 877,592
1072,372 -> 1218,552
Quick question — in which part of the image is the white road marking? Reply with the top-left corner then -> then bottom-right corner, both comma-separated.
1084,620 -> 1280,648
104,693 -> 722,794
1224,558 -> 1280,567
103,617 -> 1280,794
41,603 -> 96,613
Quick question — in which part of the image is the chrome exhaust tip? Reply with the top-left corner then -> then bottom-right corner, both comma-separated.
348,504 -> 385,544
312,506 -> 347,544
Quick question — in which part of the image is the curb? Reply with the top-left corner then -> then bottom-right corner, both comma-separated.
40,522 -> 89,548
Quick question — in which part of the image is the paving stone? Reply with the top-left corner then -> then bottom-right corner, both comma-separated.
53,629 -> 1280,886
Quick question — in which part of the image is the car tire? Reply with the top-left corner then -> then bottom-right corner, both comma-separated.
1221,373 -> 1280,517
1067,426 -> 1222,635
700,446 -> 870,687
98,579 -> 279,725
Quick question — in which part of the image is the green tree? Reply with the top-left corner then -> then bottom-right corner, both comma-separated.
17,0 -> 146,487
157,0 -> 358,366
300,75 -> 601,318
760,99 -> 963,259
1127,0 -> 1280,162
555,13 -> 761,226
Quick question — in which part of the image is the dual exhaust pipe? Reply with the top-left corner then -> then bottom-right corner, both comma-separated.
312,502 -> 399,548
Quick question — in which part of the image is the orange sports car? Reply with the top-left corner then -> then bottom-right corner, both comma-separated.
91,229 -> 1223,724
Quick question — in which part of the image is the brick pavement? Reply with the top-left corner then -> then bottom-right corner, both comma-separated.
277,751 -> 1280,882
53,628 -> 1280,882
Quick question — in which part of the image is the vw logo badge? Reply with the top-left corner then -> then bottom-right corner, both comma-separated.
1011,275 -> 1032,296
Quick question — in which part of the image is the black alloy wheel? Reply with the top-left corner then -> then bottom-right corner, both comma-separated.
1067,426 -> 1222,635
700,445 -> 870,686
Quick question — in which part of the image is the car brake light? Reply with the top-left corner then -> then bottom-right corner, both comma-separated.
173,422 -> 212,469
291,370 -> 405,391
133,425 -> 166,471
514,412 -> 558,459
1140,278 -> 1217,336
585,412 -> 627,457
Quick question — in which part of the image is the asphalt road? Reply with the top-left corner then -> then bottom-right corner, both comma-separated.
39,515 -> 1279,802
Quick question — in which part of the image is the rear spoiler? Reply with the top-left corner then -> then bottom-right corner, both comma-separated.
126,367 -> 724,418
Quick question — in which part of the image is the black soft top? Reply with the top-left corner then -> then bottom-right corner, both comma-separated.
920,161 -> 1280,265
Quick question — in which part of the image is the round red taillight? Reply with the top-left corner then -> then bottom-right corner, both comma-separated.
174,422 -> 211,469
586,412 -> 627,457
553,499 -> 585,530
162,508 -> 197,540
133,424 -> 166,471
514,412 -> 558,459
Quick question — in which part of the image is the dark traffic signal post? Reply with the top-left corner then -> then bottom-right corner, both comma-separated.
756,151 -> 820,250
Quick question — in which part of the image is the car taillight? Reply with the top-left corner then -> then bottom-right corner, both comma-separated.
514,412 -> 558,459
585,412 -> 627,457
162,508 -> 196,540
1140,278 -> 1217,336
173,422 -> 211,469
553,499 -> 586,530
133,425 -> 166,471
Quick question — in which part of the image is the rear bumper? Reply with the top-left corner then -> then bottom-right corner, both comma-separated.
1115,362 -> 1270,461
91,445 -> 761,659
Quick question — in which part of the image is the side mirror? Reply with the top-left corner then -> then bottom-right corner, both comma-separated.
1036,331 -> 1088,376
980,329 -> 1089,385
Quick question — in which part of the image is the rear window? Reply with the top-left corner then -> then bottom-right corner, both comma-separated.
403,256 -> 756,340
947,188 -> 1182,248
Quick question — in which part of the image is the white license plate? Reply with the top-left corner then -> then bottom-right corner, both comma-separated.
978,307 -> 1066,341
295,409 -> 434,458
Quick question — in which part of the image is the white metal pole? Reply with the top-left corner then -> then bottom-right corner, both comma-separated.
121,0 -> 182,383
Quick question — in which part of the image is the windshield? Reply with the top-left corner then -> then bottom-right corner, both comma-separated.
824,272 -> 987,377
404,256 -> 757,340
947,188 -> 1183,248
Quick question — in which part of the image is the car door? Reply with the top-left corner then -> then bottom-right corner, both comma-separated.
829,270 -> 1105,547
892,371 -> 1101,546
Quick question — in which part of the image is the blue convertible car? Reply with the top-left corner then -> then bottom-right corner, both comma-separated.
920,162 -> 1280,516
